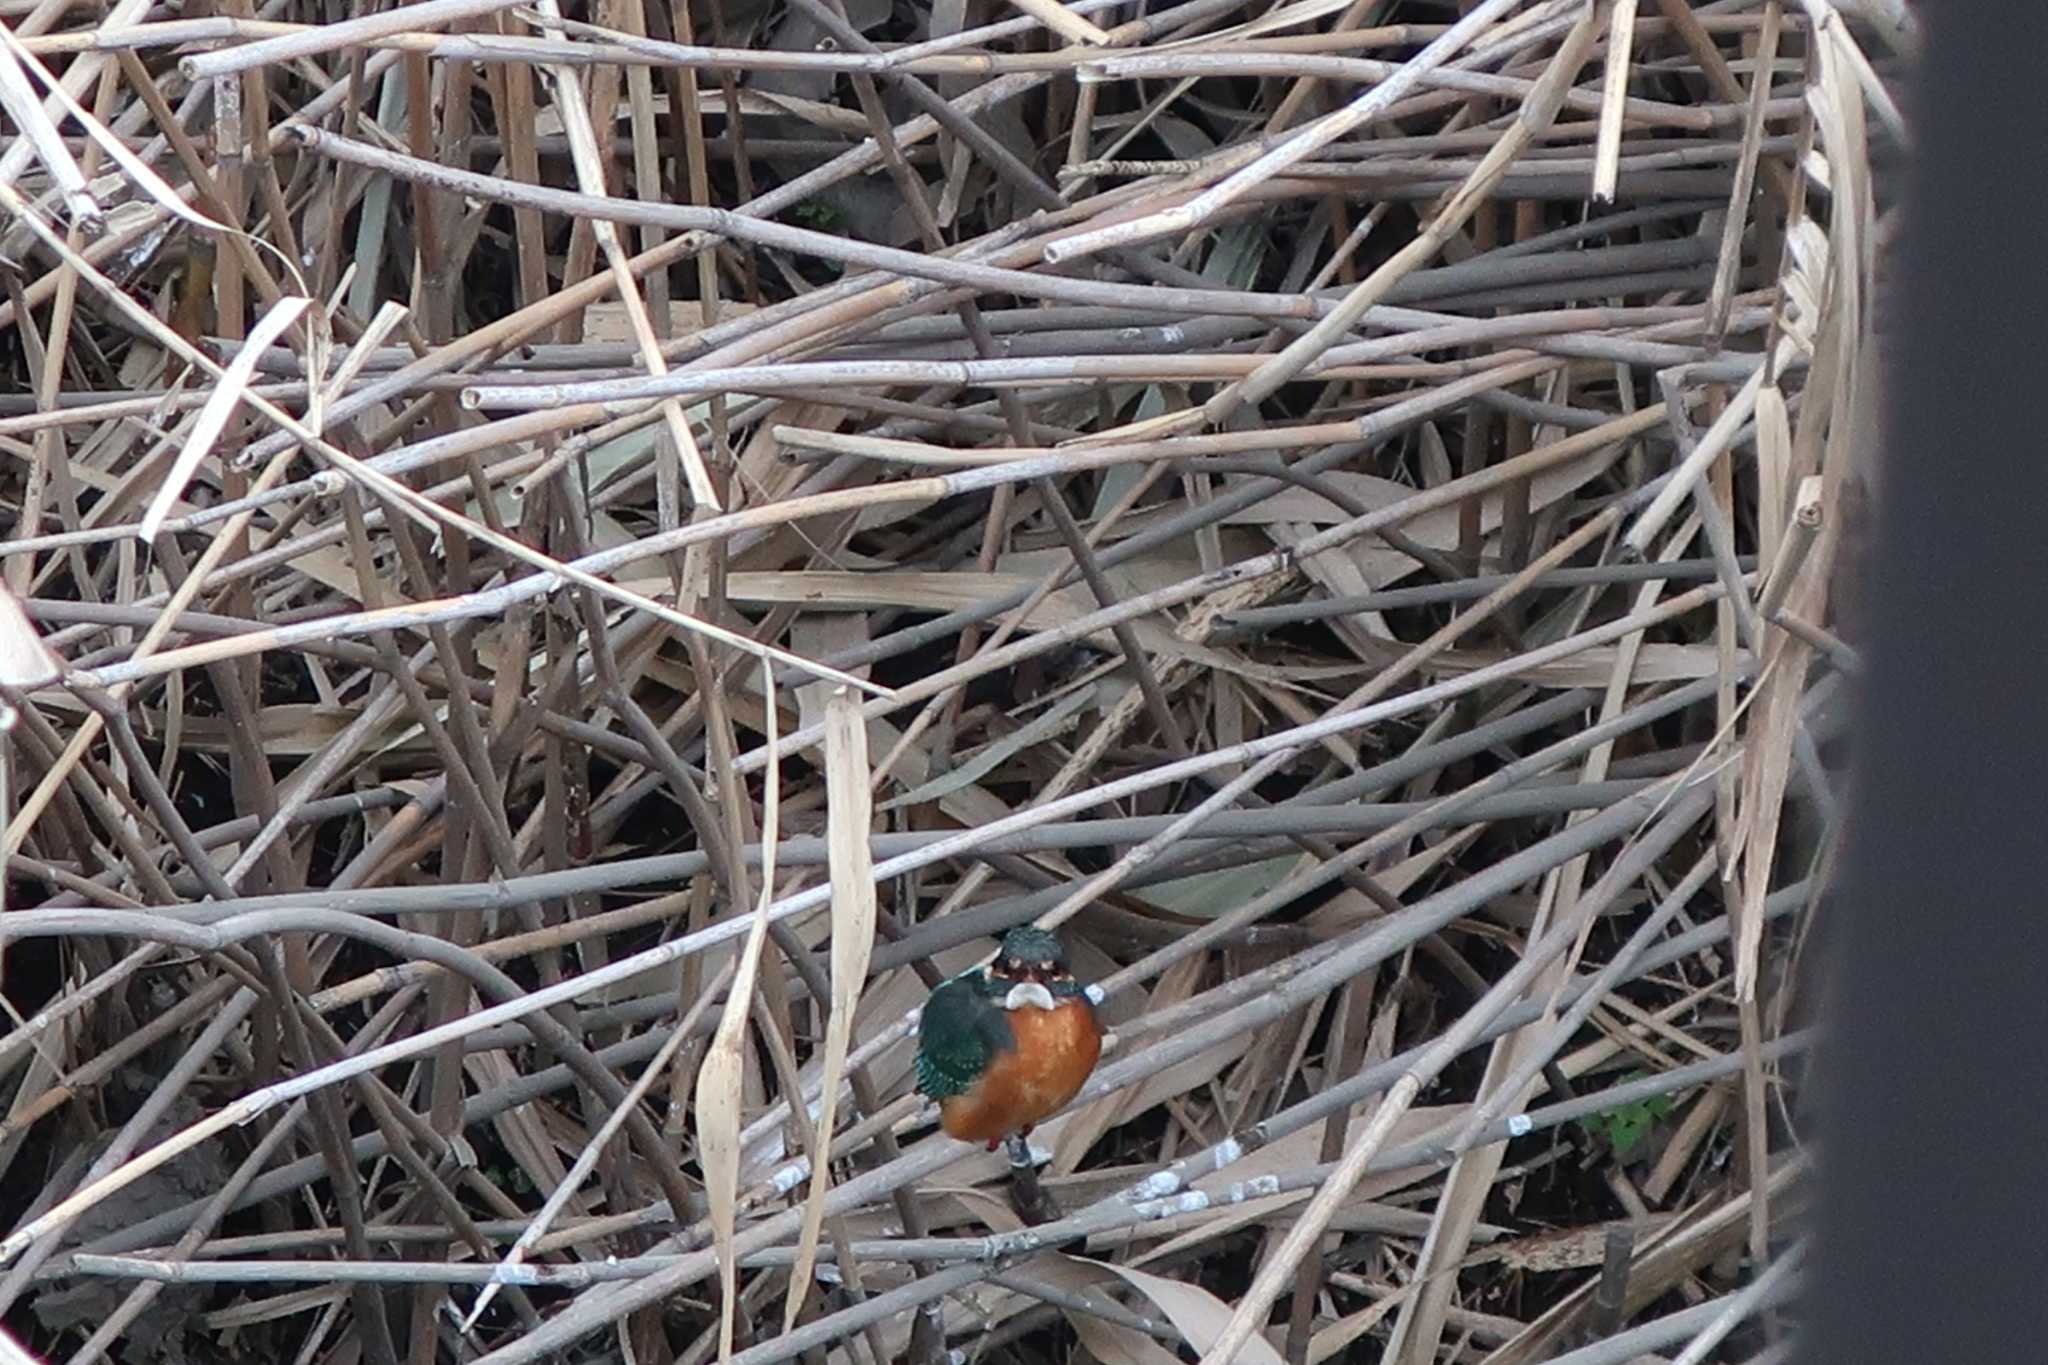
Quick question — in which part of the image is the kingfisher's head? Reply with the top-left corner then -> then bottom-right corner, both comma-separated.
989,927 -> 1079,1012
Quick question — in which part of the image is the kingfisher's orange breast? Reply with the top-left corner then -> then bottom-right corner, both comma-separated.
938,998 -> 1101,1144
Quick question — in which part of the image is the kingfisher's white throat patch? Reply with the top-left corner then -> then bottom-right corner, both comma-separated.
1002,982 -> 1057,1012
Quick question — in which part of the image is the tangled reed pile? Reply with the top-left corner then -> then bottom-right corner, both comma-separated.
0,0 -> 1908,1361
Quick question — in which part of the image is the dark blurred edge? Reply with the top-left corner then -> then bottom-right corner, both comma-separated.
1806,6 -> 2048,1365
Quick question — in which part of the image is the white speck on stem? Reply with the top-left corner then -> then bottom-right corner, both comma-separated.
1136,1190 -> 1212,1218
1222,1174 -> 1282,1202
1131,1170 -> 1183,1201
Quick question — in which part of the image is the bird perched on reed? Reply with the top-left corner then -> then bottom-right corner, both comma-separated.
914,926 -> 1101,1222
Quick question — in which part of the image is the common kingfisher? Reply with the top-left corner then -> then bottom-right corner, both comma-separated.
914,927 -> 1102,1200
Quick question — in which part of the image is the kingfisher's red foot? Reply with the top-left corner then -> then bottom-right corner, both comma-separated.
985,1138 -> 1000,1152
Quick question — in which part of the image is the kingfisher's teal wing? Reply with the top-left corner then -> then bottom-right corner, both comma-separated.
915,972 -> 1014,1099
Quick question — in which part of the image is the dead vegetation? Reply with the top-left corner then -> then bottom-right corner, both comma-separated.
0,0 -> 1906,1362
